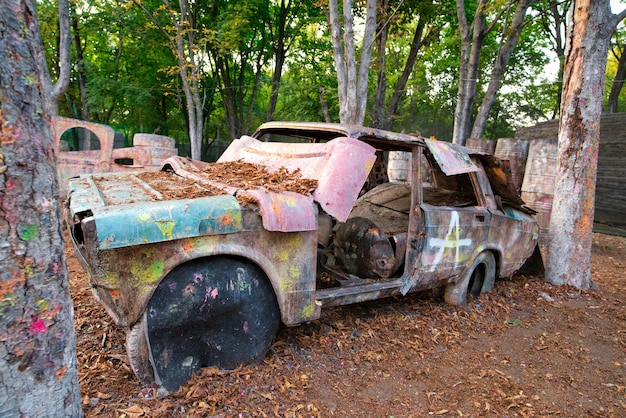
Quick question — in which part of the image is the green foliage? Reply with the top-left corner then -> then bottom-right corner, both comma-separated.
37,0 -> 619,147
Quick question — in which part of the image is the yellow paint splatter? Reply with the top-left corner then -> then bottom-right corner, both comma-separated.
281,195 -> 297,207
156,220 -> 176,240
277,250 -> 289,262
301,303 -> 315,320
289,265 -> 300,279
130,260 -> 164,288
138,213 -> 151,222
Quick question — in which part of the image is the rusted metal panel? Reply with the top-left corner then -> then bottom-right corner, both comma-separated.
53,117 -> 177,196
424,137 -> 479,176
218,135 -> 376,222
239,189 -> 317,232
92,195 -> 242,250
412,206 -> 491,283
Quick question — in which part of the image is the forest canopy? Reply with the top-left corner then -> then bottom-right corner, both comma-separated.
37,0 -> 626,159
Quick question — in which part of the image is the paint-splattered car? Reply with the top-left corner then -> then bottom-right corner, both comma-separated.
53,116 -> 177,197
65,122 -> 539,392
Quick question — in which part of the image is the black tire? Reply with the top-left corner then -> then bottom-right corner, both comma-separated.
444,252 -> 496,305
126,315 -> 155,385
143,256 -> 280,391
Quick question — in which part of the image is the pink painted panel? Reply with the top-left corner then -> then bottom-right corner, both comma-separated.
218,135 -> 376,221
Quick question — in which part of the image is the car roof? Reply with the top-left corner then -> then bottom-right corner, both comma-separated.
253,121 -> 424,151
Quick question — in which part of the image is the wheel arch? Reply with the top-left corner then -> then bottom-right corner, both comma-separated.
444,249 -> 498,305
135,243 -> 299,328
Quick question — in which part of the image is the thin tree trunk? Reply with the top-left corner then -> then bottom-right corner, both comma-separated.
453,0 -> 487,145
542,0 -> 568,118
384,17 -> 428,130
372,0 -> 390,129
355,0 -> 376,124
328,0 -> 349,123
37,0 -> 70,115
328,0 -> 376,125
72,15 -> 90,121
133,0 -> 204,159
546,0 -> 626,288
607,44 -> 626,112
267,0 -> 290,121
0,1 -> 81,415
318,86 -> 332,122
471,0 -> 535,139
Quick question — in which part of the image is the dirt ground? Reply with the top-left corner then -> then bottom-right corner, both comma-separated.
67,233 -> 626,418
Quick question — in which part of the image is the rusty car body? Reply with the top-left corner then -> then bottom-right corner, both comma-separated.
53,116 -> 177,196
64,122 -> 539,391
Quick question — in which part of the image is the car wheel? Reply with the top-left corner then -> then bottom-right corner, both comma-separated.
126,315 -> 155,386
135,256 -> 280,392
444,251 -> 496,305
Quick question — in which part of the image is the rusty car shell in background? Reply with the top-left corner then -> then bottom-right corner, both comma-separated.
53,116 -> 177,196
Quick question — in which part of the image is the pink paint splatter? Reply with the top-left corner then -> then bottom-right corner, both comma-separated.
243,321 -> 249,333
29,319 -> 47,334
210,288 -> 218,299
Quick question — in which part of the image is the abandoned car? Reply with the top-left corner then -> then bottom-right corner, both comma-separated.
64,122 -> 539,391
53,116 -> 178,197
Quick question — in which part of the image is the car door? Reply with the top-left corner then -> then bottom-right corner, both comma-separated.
404,141 -> 490,291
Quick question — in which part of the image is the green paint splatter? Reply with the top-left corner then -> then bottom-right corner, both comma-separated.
156,220 -> 176,240
100,272 -> 119,287
130,260 -> 164,288
35,299 -> 49,313
20,224 -> 39,241
301,303 -> 315,320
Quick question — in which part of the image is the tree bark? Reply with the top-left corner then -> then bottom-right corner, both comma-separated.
546,0 -> 626,288
372,0 -> 390,129
0,0 -> 82,415
72,14 -> 90,121
540,0 -> 568,119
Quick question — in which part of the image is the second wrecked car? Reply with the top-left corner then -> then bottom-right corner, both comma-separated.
65,122 -> 539,391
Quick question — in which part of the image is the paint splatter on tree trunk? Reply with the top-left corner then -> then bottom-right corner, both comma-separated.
0,0 -> 81,415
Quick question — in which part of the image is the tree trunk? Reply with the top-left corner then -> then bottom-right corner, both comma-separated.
328,0 -> 377,125
540,0 -> 568,119
132,0 -> 204,159
453,0 -> 487,145
318,86 -> 332,122
546,0 -> 626,288
470,0 -> 535,139
39,0 -> 70,115
372,0 -> 390,129
384,17 -> 428,131
607,43 -> 626,112
72,14 -> 90,121
266,0 -> 290,121
0,0 -> 82,415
